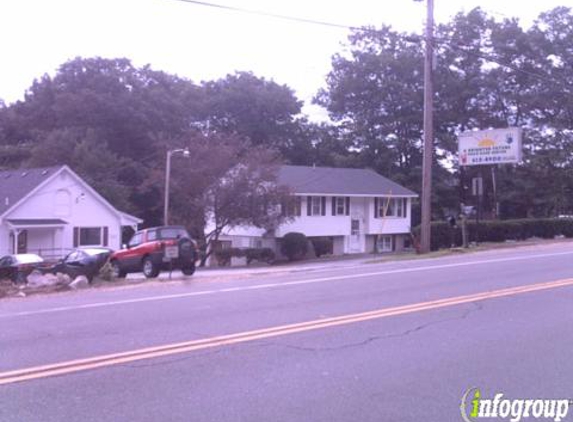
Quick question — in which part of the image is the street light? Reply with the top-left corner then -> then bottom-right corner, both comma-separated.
164,148 -> 190,226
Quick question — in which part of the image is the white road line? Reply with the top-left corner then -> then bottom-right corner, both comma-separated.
2,250 -> 573,318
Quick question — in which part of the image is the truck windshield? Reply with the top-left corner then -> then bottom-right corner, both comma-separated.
157,228 -> 189,240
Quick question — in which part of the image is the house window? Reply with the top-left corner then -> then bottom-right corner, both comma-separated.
306,196 -> 326,216
282,197 -> 302,217
311,197 -> 322,215
375,198 -> 407,218
351,219 -> 360,235
377,235 -> 393,252
74,227 -> 108,247
331,196 -> 350,216
79,227 -> 101,246
336,197 -> 345,215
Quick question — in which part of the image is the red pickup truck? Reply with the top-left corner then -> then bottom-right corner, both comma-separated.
110,226 -> 198,279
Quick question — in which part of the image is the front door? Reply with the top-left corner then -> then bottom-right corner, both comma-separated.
9,230 -> 28,254
349,198 -> 366,253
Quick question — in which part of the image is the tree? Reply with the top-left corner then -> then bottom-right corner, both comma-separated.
201,72 -> 310,162
25,128 -> 134,212
200,143 -> 294,265
316,26 -> 425,181
315,25 -> 457,217
0,57 -> 204,222
315,7 -> 573,220
135,131 -> 294,265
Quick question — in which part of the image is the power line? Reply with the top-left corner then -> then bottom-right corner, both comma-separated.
165,0 -> 567,89
166,0 -> 367,32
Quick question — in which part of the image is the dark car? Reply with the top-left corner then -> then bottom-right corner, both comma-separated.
47,247 -> 112,283
0,253 -> 46,283
110,226 -> 198,279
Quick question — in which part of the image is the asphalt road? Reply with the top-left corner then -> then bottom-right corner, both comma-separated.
2,242 -> 573,422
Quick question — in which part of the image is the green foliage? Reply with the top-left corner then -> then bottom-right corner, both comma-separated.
213,247 -> 275,266
413,218 -> 573,251
201,71 -> 306,160
280,232 -> 308,261
245,248 -> 275,265
0,57 -> 298,236
315,7 -> 573,220
310,237 -> 333,257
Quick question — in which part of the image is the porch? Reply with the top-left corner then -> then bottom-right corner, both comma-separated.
7,219 -> 69,261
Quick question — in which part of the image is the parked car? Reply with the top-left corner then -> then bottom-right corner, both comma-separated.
110,226 -> 198,279
45,247 -> 113,283
0,253 -> 46,284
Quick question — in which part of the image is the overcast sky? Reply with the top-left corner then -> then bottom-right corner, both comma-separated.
0,0 -> 569,117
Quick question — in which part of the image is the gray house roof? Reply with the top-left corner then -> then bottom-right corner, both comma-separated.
0,166 -> 64,215
277,165 -> 417,197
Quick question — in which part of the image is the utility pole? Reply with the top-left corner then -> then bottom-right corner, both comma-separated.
419,0 -> 434,253
164,148 -> 190,226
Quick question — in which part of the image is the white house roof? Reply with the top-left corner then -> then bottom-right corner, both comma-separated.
119,212 -> 143,226
0,165 -> 143,224
277,165 -> 418,197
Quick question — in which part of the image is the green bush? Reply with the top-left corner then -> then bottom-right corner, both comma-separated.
245,248 -> 275,265
310,237 -> 333,257
280,232 -> 308,261
413,218 -> 573,251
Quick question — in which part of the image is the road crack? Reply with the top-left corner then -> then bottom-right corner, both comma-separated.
266,302 -> 484,353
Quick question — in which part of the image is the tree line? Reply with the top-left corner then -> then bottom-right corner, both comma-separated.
1,6 -> 572,247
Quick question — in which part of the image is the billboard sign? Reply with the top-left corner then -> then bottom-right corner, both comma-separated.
458,128 -> 522,166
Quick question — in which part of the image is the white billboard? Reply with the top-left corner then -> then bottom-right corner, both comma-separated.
458,128 -> 522,166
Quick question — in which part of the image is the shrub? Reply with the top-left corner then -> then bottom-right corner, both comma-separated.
310,237 -> 333,257
413,218 -> 573,251
98,261 -> 115,281
280,232 -> 308,261
245,248 -> 275,265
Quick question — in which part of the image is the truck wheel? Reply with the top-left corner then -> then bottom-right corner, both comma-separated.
142,257 -> 159,279
182,263 -> 196,276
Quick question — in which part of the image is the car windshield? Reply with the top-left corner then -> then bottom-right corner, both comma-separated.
157,228 -> 189,240
81,248 -> 109,256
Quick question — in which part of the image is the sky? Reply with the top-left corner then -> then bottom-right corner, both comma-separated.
0,0 -> 569,118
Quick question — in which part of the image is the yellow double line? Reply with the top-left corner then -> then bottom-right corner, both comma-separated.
2,277 -> 573,386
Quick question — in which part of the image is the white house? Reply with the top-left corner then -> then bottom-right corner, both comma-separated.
0,165 -> 142,259
216,165 -> 418,257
